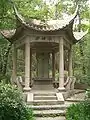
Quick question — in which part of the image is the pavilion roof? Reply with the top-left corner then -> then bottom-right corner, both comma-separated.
0,5 -> 88,44
13,5 -> 78,32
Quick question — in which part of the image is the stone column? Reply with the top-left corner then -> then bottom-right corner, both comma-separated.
12,44 -> 17,83
30,49 -> 32,86
58,37 -> 65,91
52,52 -> 55,81
23,38 -> 31,91
68,46 -> 73,77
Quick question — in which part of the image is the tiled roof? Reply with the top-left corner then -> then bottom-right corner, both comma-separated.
14,5 -> 78,31
0,6 -> 88,43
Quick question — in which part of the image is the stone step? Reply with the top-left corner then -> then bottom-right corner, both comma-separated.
35,116 -> 66,120
34,109 -> 66,117
30,100 -> 64,105
34,92 -> 56,96
27,100 -> 64,105
29,104 -> 68,110
34,95 -> 57,100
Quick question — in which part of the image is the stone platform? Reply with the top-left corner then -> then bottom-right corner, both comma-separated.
32,79 -> 54,91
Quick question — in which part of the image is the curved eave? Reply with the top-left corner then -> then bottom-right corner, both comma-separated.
13,5 -> 78,32
73,30 -> 88,43
0,30 -> 16,42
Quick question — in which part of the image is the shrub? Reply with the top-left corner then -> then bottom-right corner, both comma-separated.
66,101 -> 90,120
0,74 -> 11,84
0,82 -> 34,120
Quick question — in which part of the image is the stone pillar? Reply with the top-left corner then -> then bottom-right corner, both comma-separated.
58,37 -> 65,91
23,38 -> 31,91
68,46 -> 73,77
30,49 -> 32,86
52,52 -> 55,81
12,44 -> 17,83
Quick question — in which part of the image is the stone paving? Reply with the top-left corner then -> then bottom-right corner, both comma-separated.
66,91 -> 86,101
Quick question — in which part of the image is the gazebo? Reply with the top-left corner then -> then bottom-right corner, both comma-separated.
1,6 -> 87,95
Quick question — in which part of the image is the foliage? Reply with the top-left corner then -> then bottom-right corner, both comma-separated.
73,33 -> 90,85
66,101 -> 90,120
0,37 -> 12,75
0,74 -> 11,84
0,0 -> 15,29
15,0 -> 52,20
0,82 -> 34,120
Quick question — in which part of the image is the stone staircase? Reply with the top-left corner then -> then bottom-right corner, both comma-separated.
27,92 -> 66,120
33,92 -> 64,105
25,90 -> 86,120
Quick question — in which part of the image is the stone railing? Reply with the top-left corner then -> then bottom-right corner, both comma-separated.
53,76 -> 76,90
64,76 -> 76,90
10,76 -> 24,91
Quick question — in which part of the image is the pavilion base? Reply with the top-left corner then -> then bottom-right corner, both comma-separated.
25,78 -> 65,105
58,87 -> 66,92
23,87 -> 31,92
32,78 -> 55,91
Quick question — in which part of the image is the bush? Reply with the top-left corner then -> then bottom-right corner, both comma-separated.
0,82 -> 34,120
66,101 -> 90,120
0,74 -> 11,84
